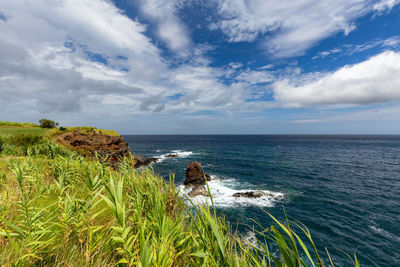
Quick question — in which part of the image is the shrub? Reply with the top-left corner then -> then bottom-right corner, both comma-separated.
39,118 -> 59,128
59,127 -> 67,131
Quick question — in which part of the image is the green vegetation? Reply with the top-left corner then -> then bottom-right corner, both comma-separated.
39,118 -> 59,128
46,126 -> 120,137
0,121 -> 38,128
0,124 -> 359,266
0,123 -> 118,139
0,127 -> 49,137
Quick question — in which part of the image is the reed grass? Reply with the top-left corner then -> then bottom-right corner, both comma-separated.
0,135 -> 359,266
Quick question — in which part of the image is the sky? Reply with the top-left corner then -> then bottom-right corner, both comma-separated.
0,0 -> 400,134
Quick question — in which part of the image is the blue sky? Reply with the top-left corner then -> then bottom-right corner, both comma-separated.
0,0 -> 400,134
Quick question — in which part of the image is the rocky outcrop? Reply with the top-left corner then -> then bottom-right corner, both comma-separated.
232,191 -> 267,198
132,154 -> 159,168
165,153 -> 178,158
184,161 -> 211,186
57,132 -> 129,165
57,131 -> 157,168
188,185 -> 209,197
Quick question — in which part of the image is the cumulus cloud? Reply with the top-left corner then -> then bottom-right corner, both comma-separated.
0,0 -> 168,113
138,0 -> 192,54
211,0 -> 399,57
1,0 -> 400,133
273,51 -> 400,107
373,0 -> 400,12
0,0 -> 254,119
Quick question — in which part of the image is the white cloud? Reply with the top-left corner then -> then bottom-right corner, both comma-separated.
312,36 -> 400,59
348,36 -> 400,54
138,0 -> 191,54
0,0 -> 255,118
373,0 -> 400,12
0,0 -> 166,111
235,70 -> 274,85
211,0 -> 397,58
273,51 -> 400,107
1,0 -> 399,133
312,48 -> 342,60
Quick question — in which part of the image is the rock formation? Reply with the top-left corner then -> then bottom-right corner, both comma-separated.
131,154 -> 159,168
57,131 -> 158,167
57,132 -> 129,165
165,153 -> 178,158
184,161 -> 211,186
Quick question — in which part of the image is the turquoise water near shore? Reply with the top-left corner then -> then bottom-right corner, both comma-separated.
124,135 -> 400,266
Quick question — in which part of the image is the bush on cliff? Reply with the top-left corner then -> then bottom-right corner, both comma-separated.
39,118 -> 59,128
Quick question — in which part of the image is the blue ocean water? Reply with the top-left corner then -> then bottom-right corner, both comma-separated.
123,135 -> 400,266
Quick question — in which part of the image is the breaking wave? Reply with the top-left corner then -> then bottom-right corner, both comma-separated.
179,176 -> 284,207
154,150 -> 195,162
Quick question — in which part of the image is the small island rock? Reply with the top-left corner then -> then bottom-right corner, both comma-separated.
184,161 -> 211,186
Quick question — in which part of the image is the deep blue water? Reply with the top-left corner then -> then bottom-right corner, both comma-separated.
123,135 -> 400,266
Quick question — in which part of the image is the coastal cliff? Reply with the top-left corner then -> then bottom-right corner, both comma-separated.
0,122 -> 359,266
56,130 -> 158,168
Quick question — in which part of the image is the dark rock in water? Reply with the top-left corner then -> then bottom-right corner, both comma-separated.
188,185 -> 210,197
166,153 -> 178,158
232,191 -> 265,198
184,161 -> 211,186
132,154 -> 159,168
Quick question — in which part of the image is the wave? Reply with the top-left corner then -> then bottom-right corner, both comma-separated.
179,175 -> 284,208
154,150 -> 195,162
369,225 -> 400,242
241,231 -> 260,249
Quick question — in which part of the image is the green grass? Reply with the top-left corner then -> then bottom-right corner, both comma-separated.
0,128 -> 360,266
0,127 -> 49,137
0,121 -> 38,128
46,126 -> 120,137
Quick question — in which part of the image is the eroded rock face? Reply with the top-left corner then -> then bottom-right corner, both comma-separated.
58,132 -> 160,168
57,132 -> 129,164
188,185 -> 209,197
232,191 -> 265,198
184,161 -> 211,186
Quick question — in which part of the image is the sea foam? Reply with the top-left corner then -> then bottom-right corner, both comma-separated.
155,150 -> 195,162
180,175 -> 284,207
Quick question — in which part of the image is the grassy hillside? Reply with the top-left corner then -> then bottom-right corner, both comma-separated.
0,124 -> 359,266
0,123 -> 119,139
0,121 -> 38,128
46,126 -> 120,137
0,127 -> 49,137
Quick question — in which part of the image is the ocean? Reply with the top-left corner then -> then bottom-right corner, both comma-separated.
123,135 -> 400,266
